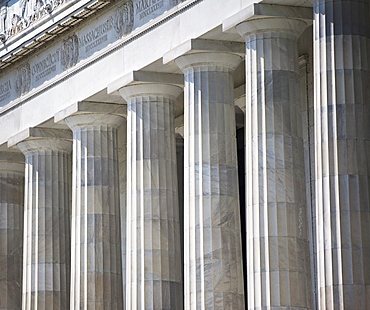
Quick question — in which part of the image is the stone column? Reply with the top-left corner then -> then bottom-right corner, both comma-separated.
65,112 -> 124,309
236,18 -> 312,309
13,129 -> 72,310
175,52 -> 245,309
119,83 -> 183,310
0,152 -> 24,310
313,1 -> 370,309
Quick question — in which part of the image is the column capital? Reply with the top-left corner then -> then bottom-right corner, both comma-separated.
8,128 -> 72,154
118,83 -> 183,101
175,51 -> 243,72
55,101 -> 125,130
64,113 -> 124,130
163,38 -> 245,65
236,17 -> 308,39
107,71 -> 183,97
222,3 -> 312,34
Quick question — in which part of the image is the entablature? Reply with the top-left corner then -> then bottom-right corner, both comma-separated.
0,0 -> 190,112
0,0 -> 114,67
0,0 -> 315,147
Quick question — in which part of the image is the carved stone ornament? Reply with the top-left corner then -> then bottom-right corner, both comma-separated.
114,0 -> 134,37
0,6 -> 7,31
171,0 -> 184,5
61,34 -> 79,70
15,62 -> 31,96
0,6 -> 6,42
1,0 -> 72,41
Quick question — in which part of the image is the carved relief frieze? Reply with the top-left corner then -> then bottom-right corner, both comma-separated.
0,0 -> 187,108
61,34 -> 79,69
0,6 -> 7,41
0,0 -> 72,42
15,62 -> 31,96
114,0 -> 134,37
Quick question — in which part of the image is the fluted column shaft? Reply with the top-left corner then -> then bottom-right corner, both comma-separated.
119,83 -> 183,310
17,138 -> 72,310
237,18 -> 312,309
175,52 -> 245,310
0,154 -> 24,310
65,113 -> 124,309
313,1 -> 370,308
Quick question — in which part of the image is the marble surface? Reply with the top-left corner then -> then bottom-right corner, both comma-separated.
0,0 -> 187,110
175,52 -> 245,309
17,134 -> 72,310
0,153 -> 24,310
313,1 -> 370,309
176,135 -> 185,296
117,120 -> 127,307
299,54 -> 317,308
223,3 -> 312,34
0,0 -> 259,147
65,112 -> 124,309
119,83 -> 183,310
0,1 -> 368,309
237,18 -> 312,309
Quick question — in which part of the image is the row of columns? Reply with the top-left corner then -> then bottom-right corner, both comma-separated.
0,0 -> 369,308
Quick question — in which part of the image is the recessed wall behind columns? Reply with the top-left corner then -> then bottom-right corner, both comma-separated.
117,120 -> 127,306
0,0 -> 255,145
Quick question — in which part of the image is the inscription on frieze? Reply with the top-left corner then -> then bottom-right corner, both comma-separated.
61,34 -> 79,70
132,0 -> 183,25
135,0 -> 164,20
32,50 -> 60,82
0,0 -> 186,108
79,16 -> 114,53
15,62 -> 31,96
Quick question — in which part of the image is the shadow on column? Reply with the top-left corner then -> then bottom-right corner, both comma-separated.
237,127 -> 247,308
